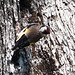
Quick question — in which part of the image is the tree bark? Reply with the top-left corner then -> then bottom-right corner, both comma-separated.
0,0 -> 75,75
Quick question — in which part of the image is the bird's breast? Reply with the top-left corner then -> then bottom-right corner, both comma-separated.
26,31 -> 42,43
25,25 -> 42,43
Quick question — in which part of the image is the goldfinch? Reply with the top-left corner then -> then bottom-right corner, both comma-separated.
12,23 -> 50,50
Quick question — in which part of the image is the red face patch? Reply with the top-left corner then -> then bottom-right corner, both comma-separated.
46,30 -> 50,34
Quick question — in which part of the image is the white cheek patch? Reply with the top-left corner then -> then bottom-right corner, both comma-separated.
40,27 -> 47,32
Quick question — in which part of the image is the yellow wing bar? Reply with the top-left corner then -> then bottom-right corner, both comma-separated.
24,42 -> 35,48
17,29 -> 28,41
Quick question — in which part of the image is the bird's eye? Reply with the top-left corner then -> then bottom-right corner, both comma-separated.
42,29 -> 50,34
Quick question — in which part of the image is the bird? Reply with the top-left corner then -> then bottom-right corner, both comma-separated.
12,23 -> 50,50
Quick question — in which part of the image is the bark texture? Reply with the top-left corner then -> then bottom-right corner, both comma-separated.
0,0 -> 75,75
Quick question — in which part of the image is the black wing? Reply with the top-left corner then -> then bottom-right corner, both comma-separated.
27,23 -> 39,28
12,34 -> 30,50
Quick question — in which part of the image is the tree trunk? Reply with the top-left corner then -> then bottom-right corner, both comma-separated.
0,0 -> 75,75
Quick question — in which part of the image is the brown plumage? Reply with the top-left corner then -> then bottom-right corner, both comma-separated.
12,23 -> 50,50
26,24 -> 42,43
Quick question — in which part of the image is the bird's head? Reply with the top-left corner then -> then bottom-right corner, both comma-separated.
39,26 -> 50,35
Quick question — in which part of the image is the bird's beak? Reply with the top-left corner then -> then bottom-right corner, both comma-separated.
48,31 -> 50,34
